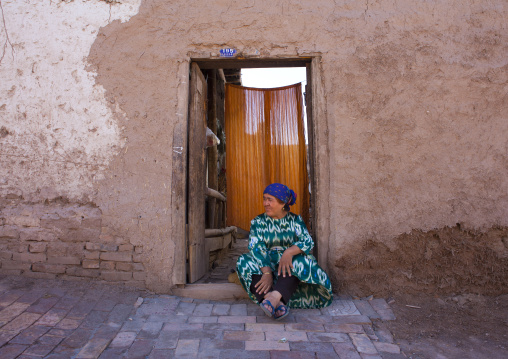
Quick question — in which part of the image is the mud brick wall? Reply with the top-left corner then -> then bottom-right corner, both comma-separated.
0,201 -> 145,287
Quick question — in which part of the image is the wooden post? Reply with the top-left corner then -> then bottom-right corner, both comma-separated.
207,70 -> 218,229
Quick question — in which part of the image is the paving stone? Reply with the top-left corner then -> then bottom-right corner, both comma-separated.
2,312 -> 41,333
256,315 -> 295,323
120,317 -> 146,332
245,340 -> 290,351
246,322 -> 286,332
332,341 -> 362,359
26,295 -> 60,314
175,339 -> 199,357
66,300 -> 97,320
18,290 -> 46,305
55,318 -> 81,330
285,323 -> 325,332
353,300 -> 381,319
53,296 -> 82,311
79,310 -> 107,329
46,328 -> 74,337
203,323 -> 244,331
372,322 -> 394,343
270,351 -> 318,359
162,323 -> 203,331
223,330 -> 264,341
307,331 -> 349,343
0,291 -> 24,308
363,325 -> 378,340
37,334 -> 65,346
219,349 -> 270,359
0,343 -> 29,359
188,315 -> 219,324
212,304 -> 230,316
75,338 -> 111,359
61,328 -> 93,348
264,330 -> 308,342
138,321 -> 164,339
176,301 -> 196,315
218,315 -> 256,323
110,331 -> 137,348
178,328 -> 223,340
332,315 -> 372,325
293,315 -> 329,324
107,304 -> 133,324
349,333 -> 378,355
148,349 -> 176,358
0,330 -> 18,347
24,343 -> 58,356
0,302 -> 31,324
98,347 -> 128,359
373,341 -> 400,354
93,299 -> 118,312
199,338 -> 244,351
321,300 -> 361,316
10,325 -> 50,345
289,308 -> 322,316
359,354 -> 382,359
193,303 -> 213,316
324,323 -> 364,333
229,304 -> 247,316
36,308 -> 68,326
93,323 -> 122,341
289,341 -> 336,353
369,299 -> 396,321
153,330 -> 179,349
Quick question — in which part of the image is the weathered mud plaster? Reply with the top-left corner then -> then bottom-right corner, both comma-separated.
0,0 -> 141,199
2,0 -> 508,294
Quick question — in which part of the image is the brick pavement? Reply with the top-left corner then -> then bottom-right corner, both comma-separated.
0,276 -> 403,358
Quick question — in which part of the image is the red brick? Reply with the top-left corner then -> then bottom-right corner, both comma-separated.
245,340 -> 289,351
20,228 -> 57,242
82,259 -> 100,269
116,262 -> 133,271
47,242 -> 84,256
13,252 -> 46,263
84,251 -> 100,259
132,263 -> 144,271
118,244 -> 134,252
60,228 -> 100,243
29,242 -> 47,253
133,272 -> 146,281
101,271 -> 132,281
134,246 -> 143,254
2,260 -> 31,270
32,263 -> 66,274
100,261 -> 115,270
100,252 -> 132,262
0,225 -> 20,238
0,251 -> 13,260
47,256 -> 81,265
133,253 -> 143,263
6,215 -> 40,227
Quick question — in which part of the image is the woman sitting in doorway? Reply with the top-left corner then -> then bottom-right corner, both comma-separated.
236,183 -> 333,320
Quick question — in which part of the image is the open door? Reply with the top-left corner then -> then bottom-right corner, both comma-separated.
187,63 -> 208,283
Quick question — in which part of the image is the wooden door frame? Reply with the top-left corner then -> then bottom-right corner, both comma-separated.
171,56 -> 330,285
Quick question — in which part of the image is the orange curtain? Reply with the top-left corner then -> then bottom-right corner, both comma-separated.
225,83 -> 309,231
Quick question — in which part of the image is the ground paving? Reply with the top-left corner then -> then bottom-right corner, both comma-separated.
0,276 -> 403,358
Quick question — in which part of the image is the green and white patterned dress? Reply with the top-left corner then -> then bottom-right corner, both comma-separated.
236,212 -> 333,308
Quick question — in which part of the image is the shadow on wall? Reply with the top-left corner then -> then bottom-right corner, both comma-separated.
335,225 -> 508,297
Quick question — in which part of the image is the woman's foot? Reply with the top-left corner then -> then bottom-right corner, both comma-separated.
274,304 -> 290,320
261,291 -> 282,318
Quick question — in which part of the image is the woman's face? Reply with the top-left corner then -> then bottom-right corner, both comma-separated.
263,193 -> 286,219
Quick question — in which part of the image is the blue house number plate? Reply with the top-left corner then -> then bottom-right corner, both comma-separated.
220,48 -> 237,58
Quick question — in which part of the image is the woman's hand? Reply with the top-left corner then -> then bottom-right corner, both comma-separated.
254,271 -> 273,294
278,251 -> 294,277
278,245 -> 303,277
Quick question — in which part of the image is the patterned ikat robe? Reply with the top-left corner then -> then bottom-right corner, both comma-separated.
236,212 -> 333,308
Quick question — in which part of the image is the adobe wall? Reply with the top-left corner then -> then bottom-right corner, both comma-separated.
1,0 -> 507,294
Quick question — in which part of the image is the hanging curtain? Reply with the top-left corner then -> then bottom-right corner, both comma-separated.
225,83 -> 309,232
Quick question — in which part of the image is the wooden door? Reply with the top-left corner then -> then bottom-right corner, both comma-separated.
187,63 -> 207,283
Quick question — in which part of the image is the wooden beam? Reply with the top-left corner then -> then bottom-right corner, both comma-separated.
194,58 -> 311,70
204,226 -> 236,238
205,233 -> 233,253
206,187 -> 226,202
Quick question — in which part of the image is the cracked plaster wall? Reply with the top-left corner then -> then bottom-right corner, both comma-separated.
1,0 -> 507,292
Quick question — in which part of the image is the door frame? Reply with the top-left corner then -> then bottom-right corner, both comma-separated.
171,56 -> 330,285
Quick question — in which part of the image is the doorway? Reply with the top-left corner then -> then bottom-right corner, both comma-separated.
181,58 -> 328,284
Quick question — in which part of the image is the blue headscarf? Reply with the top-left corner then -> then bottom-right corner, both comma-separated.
263,183 -> 297,209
